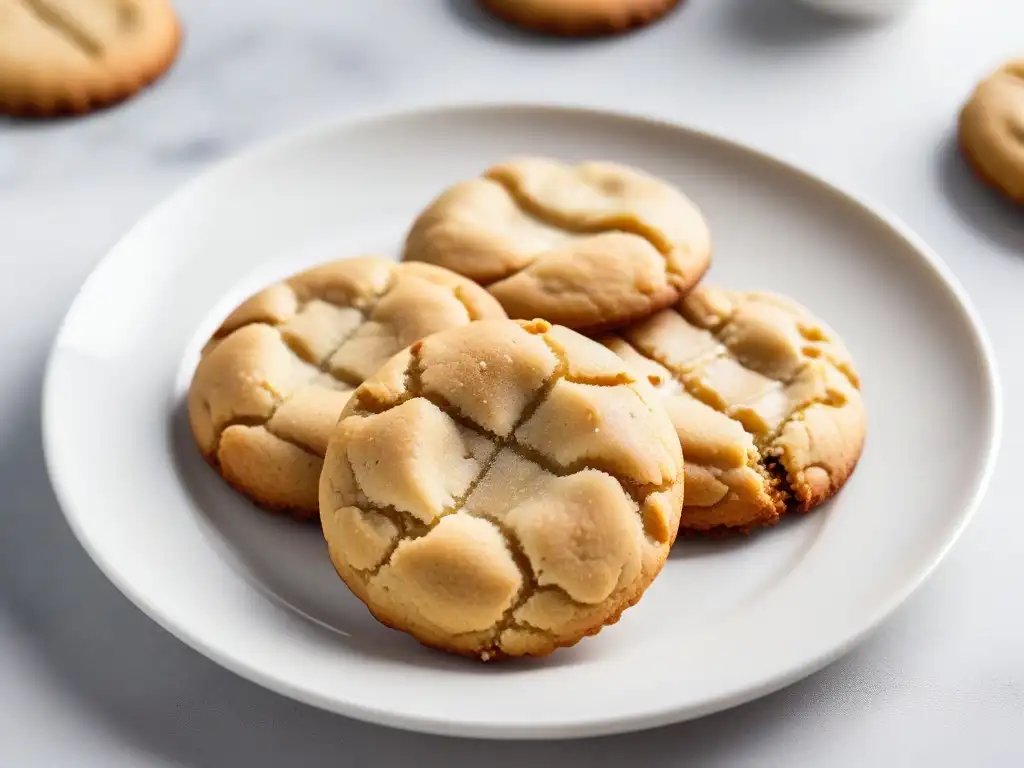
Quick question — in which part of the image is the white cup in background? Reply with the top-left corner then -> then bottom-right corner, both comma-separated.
796,0 -> 921,19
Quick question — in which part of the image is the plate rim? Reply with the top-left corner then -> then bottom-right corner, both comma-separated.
41,101 -> 1003,739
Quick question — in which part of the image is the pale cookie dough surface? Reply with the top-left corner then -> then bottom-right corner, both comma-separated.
0,0 -> 181,116
187,257 -> 506,518
320,319 -> 684,660
959,58 -> 1024,205
602,285 -> 864,533
402,156 -> 711,332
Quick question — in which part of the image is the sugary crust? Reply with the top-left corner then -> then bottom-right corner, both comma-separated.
480,0 -> 682,37
319,319 -> 685,660
958,59 -> 1024,205
604,284 -> 865,533
0,0 -> 182,117
187,257 -> 506,518
403,156 -> 711,331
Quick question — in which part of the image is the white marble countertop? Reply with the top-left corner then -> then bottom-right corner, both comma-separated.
2,0 -> 1022,764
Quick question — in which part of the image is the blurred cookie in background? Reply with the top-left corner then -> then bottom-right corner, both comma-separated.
959,58 -> 1024,205
0,0 -> 181,117
479,0 -> 682,37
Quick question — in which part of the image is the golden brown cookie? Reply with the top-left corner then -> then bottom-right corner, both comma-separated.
320,319 -> 684,660
0,0 -> 181,117
187,257 -> 507,519
959,58 -> 1024,205
480,0 -> 682,37
601,285 -> 864,534
403,156 -> 711,333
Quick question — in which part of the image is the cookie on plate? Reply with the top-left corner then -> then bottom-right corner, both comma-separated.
320,318 -> 684,660
958,58 -> 1024,205
479,0 -> 682,37
602,285 -> 864,533
403,156 -> 711,333
187,257 -> 506,519
0,0 -> 182,117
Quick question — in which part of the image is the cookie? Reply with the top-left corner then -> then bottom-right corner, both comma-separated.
480,0 -> 681,37
320,318 -> 684,660
602,285 -> 864,533
187,257 -> 507,519
402,156 -> 711,333
958,58 -> 1024,205
0,0 -> 181,116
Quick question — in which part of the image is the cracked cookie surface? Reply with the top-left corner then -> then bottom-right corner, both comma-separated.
187,257 -> 507,518
602,285 -> 865,533
402,156 -> 711,332
319,319 -> 685,660
0,0 -> 181,116
959,58 -> 1024,205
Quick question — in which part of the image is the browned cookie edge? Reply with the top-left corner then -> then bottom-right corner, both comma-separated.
480,0 -> 682,37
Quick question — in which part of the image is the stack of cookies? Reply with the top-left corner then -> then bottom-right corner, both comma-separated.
188,156 -> 865,661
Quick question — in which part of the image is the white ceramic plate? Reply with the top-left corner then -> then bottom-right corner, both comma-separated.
43,105 -> 1000,740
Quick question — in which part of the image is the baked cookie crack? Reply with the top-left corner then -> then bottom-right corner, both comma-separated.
621,332 -> 846,506
358,345 -> 545,585
355,505 -> 423,578
262,421 -> 323,461
451,284 -> 486,321
187,257 -> 507,516
22,0 -> 105,58
274,326 -> 362,388
539,333 -> 632,387
213,413 -> 277,437
607,286 -> 864,532
321,319 -> 684,659
485,168 -> 679,272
